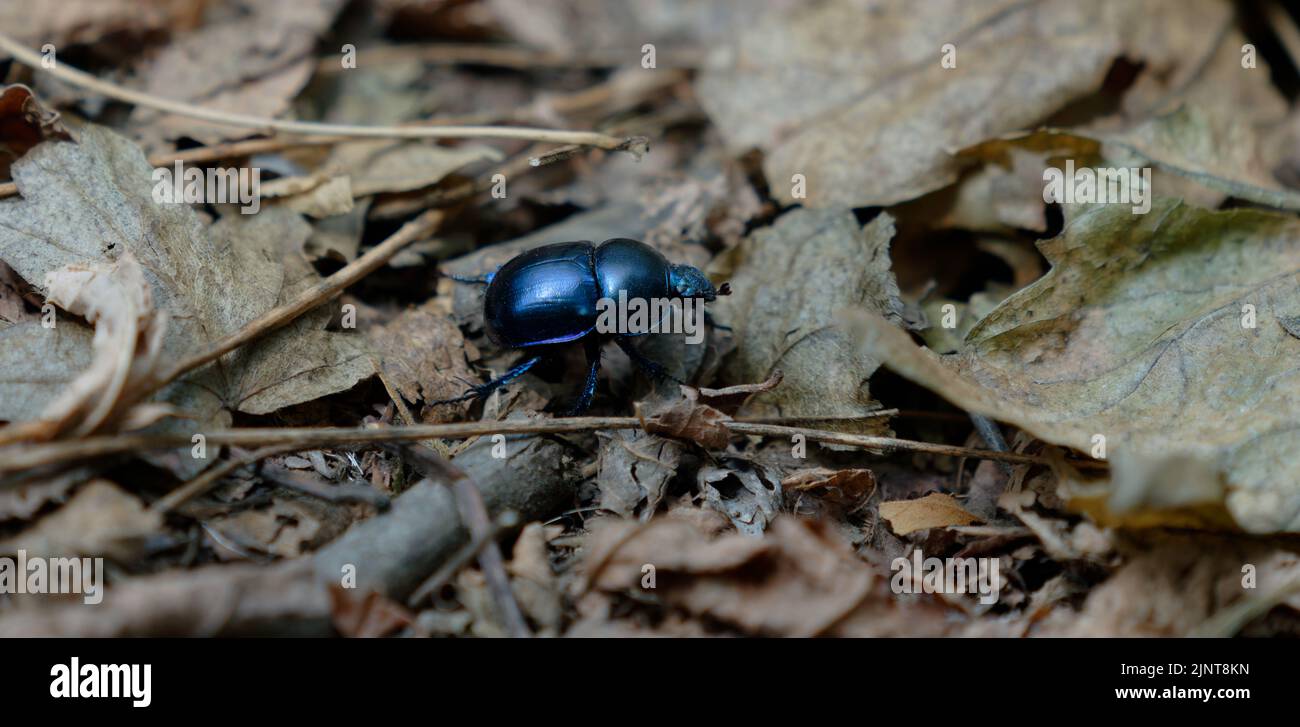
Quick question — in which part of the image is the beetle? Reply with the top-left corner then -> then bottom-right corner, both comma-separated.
436,238 -> 730,415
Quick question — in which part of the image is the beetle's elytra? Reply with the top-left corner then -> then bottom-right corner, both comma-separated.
438,238 -> 729,415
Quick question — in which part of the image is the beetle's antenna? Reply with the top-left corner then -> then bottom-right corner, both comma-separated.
717,282 -> 733,296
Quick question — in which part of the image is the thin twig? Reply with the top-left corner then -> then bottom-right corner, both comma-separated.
1,417 -> 1099,474
153,443 -> 302,514
313,44 -> 707,72
393,444 -> 530,638
407,513 -> 516,607
0,32 -> 638,151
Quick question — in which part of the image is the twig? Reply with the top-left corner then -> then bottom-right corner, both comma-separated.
313,44 -> 707,72
0,32 -> 638,151
152,444 -> 302,514
724,422 -> 1057,467
392,444 -> 530,638
2,416 -> 1096,475
407,513 -> 517,607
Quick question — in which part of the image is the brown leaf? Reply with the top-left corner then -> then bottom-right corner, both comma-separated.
642,391 -> 731,450
0,0 -> 201,48
127,1 -> 345,148
0,125 -> 371,471
782,467 -> 876,509
584,515 -> 876,636
708,208 -> 902,423
0,480 -> 160,561
879,493 -> 982,536
365,299 -> 479,421
595,430 -> 684,519
0,84 -> 72,179
328,585 -> 413,638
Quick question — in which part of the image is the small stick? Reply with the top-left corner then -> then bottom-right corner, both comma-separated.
0,32 -> 638,151
2,416 -> 1089,475
153,443 -> 302,514
392,444 -> 529,638
407,513 -> 517,607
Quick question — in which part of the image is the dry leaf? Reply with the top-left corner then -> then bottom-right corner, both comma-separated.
0,125 -> 371,469
328,586 -> 413,638
846,198 -> 1300,532
708,208 -> 902,422
127,1 -> 345,148
699,457 -> 782,536
0,84 -> 72,178
0,480 -> 160,561
879,492 -> 982,536
584,515 -> 875,636
595,430 -> 684,519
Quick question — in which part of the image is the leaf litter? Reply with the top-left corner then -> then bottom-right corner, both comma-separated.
1,0 -> 1299,639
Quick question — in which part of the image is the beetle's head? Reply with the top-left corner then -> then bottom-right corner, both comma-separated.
670,264 -> 729,302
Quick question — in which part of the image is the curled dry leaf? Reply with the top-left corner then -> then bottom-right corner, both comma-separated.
0,84 -> 72,179
845,198 -> 1300,533
782,467 -> 876,510
0,125 -> 372,473
3,253 -> 166,441
879,492 -> 982,536
642,388 -> 731,450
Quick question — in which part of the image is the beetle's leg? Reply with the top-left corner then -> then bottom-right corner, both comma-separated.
564,339 -> 603,416
440,268 -> 496,286
704,310 -> 732,332
615,336 -> 685,385
429,355 -> 542,405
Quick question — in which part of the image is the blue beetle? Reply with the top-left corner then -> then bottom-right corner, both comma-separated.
438,238 -> 729,414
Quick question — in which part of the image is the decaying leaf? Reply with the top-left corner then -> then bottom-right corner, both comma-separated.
879,492 -> 982,536
365,298 -> 479,421
643,388 -> 731,450
708,208 -> 902,422
0,480 -> 160,561
127,0 -> 346,148
697,0 -> 1217,208
0,125 -> 371,467
782,467 -> 876,510
584,515 -> 876,636
846,198 -> 1300,533
326,140 -> 502,197
595,430 -> 683,519
698,457 -> 782,536
328,586 -> 414,638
